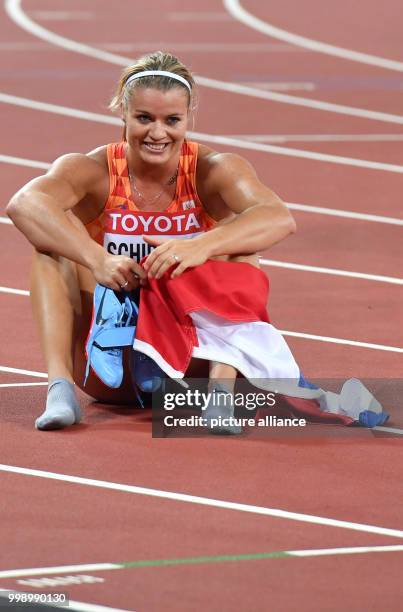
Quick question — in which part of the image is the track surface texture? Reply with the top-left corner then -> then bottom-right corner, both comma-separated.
1,1 -> 403,611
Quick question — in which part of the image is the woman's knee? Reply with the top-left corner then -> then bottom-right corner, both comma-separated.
212,253 -> 260,268
227,253 -> 260,268
30,249 -> 80,305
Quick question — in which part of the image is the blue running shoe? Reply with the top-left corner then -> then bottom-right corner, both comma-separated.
85,285 -> 137,388
359,409 -> 389,428
131,351 -> 165,393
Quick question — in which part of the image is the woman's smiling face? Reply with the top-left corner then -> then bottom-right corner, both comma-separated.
124,87 -> 190,166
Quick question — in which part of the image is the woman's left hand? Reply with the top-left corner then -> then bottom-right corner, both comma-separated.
143,235 -> 211,279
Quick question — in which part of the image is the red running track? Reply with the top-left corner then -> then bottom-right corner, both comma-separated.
1,0 -> 403,610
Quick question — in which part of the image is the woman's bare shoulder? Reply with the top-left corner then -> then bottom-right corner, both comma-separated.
87,144 -> 109,169
46,145 -> 109,189
197,144 -> 253,177
196,144 -> 220,170
196,144 -> 255,195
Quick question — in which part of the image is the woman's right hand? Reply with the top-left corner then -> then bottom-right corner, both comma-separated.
91,251 -> 147,291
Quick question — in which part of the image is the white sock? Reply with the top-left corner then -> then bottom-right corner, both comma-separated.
35,378 -> 81,431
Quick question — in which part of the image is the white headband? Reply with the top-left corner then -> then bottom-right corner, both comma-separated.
125,70 -> 191,92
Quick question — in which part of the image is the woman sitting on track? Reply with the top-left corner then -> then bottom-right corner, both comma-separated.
6,51 -> 296,431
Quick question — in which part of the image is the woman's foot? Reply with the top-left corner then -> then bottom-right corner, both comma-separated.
204,384 -> 242,435
35,378 -> 81,430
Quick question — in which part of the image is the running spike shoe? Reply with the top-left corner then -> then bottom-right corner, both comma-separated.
84,285 -> 137,388
131,351 -> 165,393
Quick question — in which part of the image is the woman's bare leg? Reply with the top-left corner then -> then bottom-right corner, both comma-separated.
30,249 -> 84,429
30,251 -> 81,384
30,209 -> 94,388
30,249 -> 137,430
208,362 -> 237,392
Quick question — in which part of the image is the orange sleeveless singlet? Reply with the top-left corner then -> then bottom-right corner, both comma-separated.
85,140 -> 216,263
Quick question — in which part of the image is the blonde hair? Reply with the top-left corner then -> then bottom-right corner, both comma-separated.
109,51 -> 196,113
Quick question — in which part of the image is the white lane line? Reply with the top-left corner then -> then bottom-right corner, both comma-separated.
3,94 -> 403,173
287,202 -> 403,227
195,75 -> 403,125
0,94 -> 118,125
3,249 -> 403,291
0,153 -> 50,169
0,286 -> 29,296
3,151 -> 403,227
0,382 -> 48,388
289,545 -> 403,557
231,133 -> 403,143
5,0 -> 403,126
1,463 -> 403,538
280,330 -> 403,353
224,0 -> 403,72
1,282 -> 402,351
2,544 -> 403,580
3,153 -> 403,225
51,600 -> 133,612
373,426 -> 403,435
2,271 -> 402,349
192,131 -> 403,172
0,217 -> 13,225
0,564 -> 119,579
260,259 -> 403,285
0,366 -> 47,378
0,590 -> 132,612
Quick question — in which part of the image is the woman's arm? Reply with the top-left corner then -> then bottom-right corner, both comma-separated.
7,154 -> 105,266
6,153 -> 146,290
144,150 -> 295,279
196,151 -> 296,257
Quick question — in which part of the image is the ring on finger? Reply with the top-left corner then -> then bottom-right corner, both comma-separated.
121,280 -> 129,288
172,253 -> 180,263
